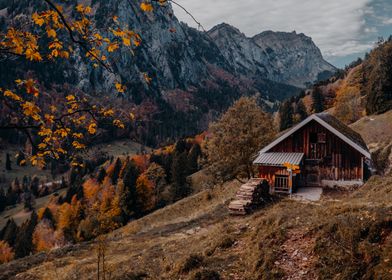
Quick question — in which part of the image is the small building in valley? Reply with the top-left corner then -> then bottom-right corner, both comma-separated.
253,113 -> 371,194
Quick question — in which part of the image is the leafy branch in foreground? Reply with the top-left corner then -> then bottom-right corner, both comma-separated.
0,0 -> 166,166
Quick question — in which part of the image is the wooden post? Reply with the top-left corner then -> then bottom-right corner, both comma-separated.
288,169 -> 293,196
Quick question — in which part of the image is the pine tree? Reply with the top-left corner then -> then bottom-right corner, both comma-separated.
312,87 -> 324,113
41,207 -> 55,227
23,190 -> 35,211
97,167 -> 106,184
171,152 -> 189,200
187,143 -> 201,175
14,212 -> 37,258
6,186 -> 18,206
5,153 -> 11,171
0,188 -> 6,212
111,158 -> 122,185
174,139 -> 187,154
279,100 -> 294,131
122,161 -> 139,216
30,176 -> 40,197
0,219 -> 18,247
295,100 -> 308,122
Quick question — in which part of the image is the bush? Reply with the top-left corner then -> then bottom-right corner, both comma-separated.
180,254 -> 204,273
192,269 -> 220,280
217,236 -> 235,249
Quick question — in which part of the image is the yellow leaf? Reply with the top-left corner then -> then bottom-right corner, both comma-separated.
76,4 -> 84,13
32,13 -> 45,26
113,119 -> 125,129
47,29 -> 57,38
122,37 -> 131,46
88,123 -> 97,134
140,2 -> 153,12
94,33 -> 103,40
143,73 -> 152,84
130,112 -> 135,120
72,141 -> 86,149
38,143 -> 47,150
4,90 -> 22,101
115,82 -> 126,93
112,16 -> 118,22
66,95 -> 76,102
107,42 -> 119,52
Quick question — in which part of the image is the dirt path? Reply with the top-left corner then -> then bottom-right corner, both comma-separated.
275,229 -> 318,280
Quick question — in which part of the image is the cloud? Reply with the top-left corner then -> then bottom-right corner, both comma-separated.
172,0 -> 383,64
382,18 -> 392,25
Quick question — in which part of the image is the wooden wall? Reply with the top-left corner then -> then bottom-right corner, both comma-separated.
263,120 -> 363,182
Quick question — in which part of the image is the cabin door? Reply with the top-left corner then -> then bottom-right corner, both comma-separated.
304,160 -> 321,187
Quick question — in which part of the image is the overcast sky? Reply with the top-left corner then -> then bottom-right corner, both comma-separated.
172,0 -> 392,68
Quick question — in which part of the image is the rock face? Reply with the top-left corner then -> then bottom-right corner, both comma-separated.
0,0 -> 337,143
208,23 -> 336,88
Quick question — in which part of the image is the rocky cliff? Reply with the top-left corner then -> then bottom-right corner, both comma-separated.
208,23 -> 336,88
0,0 -> 337,144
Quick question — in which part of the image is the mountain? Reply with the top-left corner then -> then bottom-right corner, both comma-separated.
0,0 -> 336,145
208,23 -> 336,88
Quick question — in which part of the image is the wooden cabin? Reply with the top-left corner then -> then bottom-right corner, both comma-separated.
253,113 -> 371,194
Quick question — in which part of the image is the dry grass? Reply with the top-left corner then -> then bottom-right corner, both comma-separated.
0,188 -> 66,228
350,110 -> 392,147
1,174 -> 392,280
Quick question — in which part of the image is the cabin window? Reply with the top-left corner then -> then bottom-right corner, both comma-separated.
318,132 -> 326,143
275,175 -> 289,190
309,132 -> 318,143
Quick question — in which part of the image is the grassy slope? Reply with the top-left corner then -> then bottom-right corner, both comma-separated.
1,114 -> 392,279
1,174 -> 391,280
350,110 -> 392,149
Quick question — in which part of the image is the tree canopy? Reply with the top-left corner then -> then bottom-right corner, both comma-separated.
206,96 -> 276,181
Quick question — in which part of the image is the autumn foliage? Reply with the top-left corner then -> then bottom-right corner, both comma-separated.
0,240 -> 15,264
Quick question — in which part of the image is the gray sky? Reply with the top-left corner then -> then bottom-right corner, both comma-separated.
172,0 -> 392,68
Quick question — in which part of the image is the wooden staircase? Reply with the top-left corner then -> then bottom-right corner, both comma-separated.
228,178 -> 270,215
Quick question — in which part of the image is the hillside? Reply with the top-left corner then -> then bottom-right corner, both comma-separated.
0,111 -> 391,279
0,0 -> 336,145
1,173 -> 391,279
294,38 -> 392,125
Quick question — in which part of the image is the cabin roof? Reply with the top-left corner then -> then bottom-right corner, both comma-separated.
256,113 -> 371,159
253,152 -> 304,166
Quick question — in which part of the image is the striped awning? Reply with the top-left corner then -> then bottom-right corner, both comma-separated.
253,152 -> 304,167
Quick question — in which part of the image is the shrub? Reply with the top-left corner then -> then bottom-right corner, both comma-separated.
180,254 -> 204,273
192,269 -> 220,280
217,236 -> 235,249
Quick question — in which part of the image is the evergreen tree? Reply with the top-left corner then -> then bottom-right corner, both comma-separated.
312,87 -> 324,113
0,219 -> 18,247
97,167 -> 106,184
14,212 -> 37,258
295,100 -> 308,122
187,143 -> 201,175
41,207 -> 55,227
0,188 -> 6,212
122,161 -> 139,215
171,152 -> 189,200
279,100 -> 294,131
30,176 -> 40,197
174,139 -> 187,154
111,158 -> 122,185
23,191 -> 34,211
6,186 -> 18,206
5,153 -> 11,171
